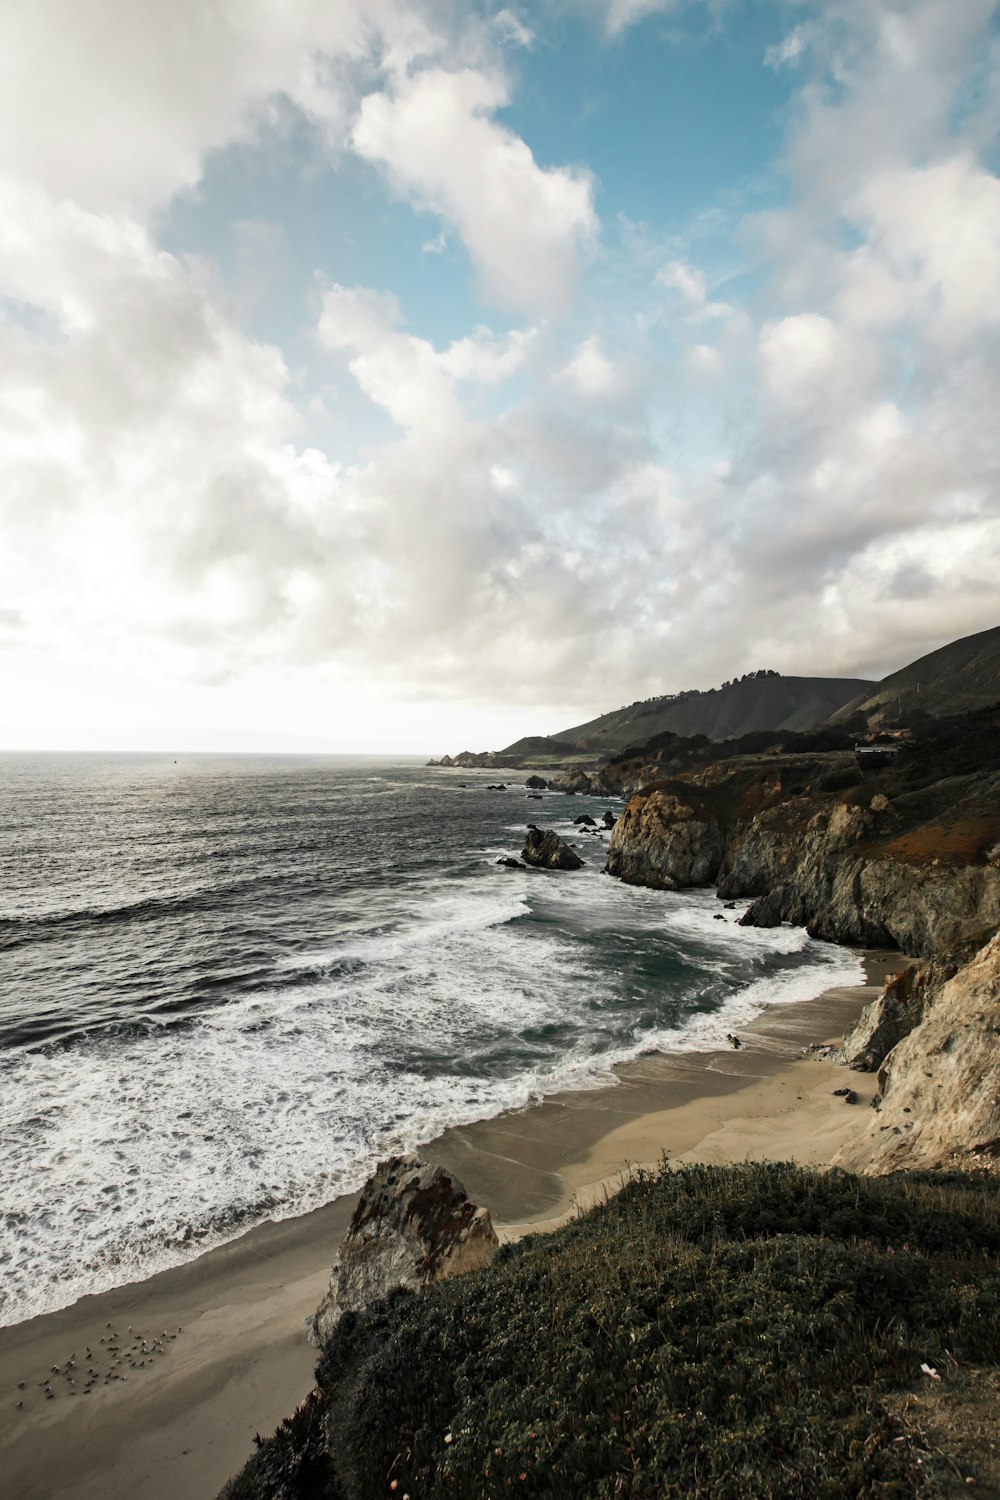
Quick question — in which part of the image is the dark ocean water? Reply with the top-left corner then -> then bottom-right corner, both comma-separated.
0,753 -> 861,1325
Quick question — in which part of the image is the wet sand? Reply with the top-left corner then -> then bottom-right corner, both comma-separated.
0,950 -> 905,1500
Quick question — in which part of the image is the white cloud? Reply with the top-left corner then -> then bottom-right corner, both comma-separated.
351,67 -> 597,315
657,259 -> 733,321
492,9 -> 534,49
318,284 -> 534,429
597,0 -> 685,36
688,342 -> 723,375
0,177 -> 352,678
0,1 -> 390,215
554,336 -> 623,397
759,313 -> 853,409
764,25 -> 810,70
847,154 -> 1000,346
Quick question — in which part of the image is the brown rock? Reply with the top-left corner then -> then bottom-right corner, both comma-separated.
309,1155 -> 498,1346
834,932 -> 1000,1174
606,783 -> 724,890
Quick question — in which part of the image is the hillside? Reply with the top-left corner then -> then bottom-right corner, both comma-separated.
827,623 -> 1000,729
553,671 -> 873,752
224,1162 -> 1000,1499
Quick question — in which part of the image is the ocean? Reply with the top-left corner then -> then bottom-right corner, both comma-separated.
0,753 -> 862,1327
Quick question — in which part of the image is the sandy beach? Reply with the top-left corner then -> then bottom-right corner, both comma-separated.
0,950 -> 904,1500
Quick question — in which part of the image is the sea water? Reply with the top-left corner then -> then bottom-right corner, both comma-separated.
0,753 -> 861,1326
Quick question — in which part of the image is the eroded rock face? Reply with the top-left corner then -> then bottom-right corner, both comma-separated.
521,828 -> 584,870
605,784 -> 724,890
715,771 -> 1000,956
603,756 -> 998,954
840,961 -> 929,1071
834,932 -> 1000,1174
549,768 -> 592,794
309,1155 -> 498,1346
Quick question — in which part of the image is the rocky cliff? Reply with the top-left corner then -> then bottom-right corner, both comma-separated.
834,932 -> 1000,1174
605,708 -> 1000,1176
606,745 -> 1000,958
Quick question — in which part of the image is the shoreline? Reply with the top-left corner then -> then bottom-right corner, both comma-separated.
0,949 -> 905,1500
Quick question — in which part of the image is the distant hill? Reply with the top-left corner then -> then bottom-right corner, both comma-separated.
826,624 -> 1000,730
552,672 -> 874,753
496,736 -> 582,758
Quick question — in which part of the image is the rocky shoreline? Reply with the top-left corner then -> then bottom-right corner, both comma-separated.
601,719 -> 999,1176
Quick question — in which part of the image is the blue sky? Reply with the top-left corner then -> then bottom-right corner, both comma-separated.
1,0 -> 999,751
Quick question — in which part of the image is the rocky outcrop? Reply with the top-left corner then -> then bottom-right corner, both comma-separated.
605,782 -> 725,889
525,775 -> 548,789
606,757 -> 1000,958
548,768 -> 592,794
602,722 -> 1000,1180
834,932 -> 1000,1174
839,960 -> 932,1070
732,841 -> 1000,957
309,1155 -> 498,1347
521,828 -> 584,870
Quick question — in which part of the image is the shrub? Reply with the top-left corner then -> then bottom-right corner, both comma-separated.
227,1162 -> 1000,1499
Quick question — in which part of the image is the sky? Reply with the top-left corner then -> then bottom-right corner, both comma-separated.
1,0 -> 999,753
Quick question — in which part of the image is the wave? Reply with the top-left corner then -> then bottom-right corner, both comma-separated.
0,879 -> 276,951
0,761 -> 867,1329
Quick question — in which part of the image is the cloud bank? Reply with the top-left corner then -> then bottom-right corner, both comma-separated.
0,0 -> 998,749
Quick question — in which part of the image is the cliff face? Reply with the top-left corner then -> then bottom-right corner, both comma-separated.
834,932 -> 1000,1174
605,723 -> 1000,1178
606,759 -> 1000,959
600,781 -> 724,888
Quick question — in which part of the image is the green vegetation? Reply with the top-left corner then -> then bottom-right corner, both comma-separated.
223,1162 -> 1000,1499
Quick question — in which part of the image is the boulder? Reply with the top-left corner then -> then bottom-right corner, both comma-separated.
602,811 -> 617,829
309,1155 -> 498,1347
739,889 -> 785,928
525,775 -> 548,790
521,828 -> 585,870
574,814 -> 597,826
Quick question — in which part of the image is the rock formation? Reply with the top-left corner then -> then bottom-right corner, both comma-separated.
597,707 -> 1000,1181
310,1156 -> 498,1346
839,954 -> 964,1071
549,768 -> 592,794
605,783 -> 725,890
834,932 -> 1000,1174
605,752 -> 999,958
521,828 -> 584,870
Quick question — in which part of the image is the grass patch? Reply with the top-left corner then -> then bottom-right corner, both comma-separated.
224,1162 -> 1000,1499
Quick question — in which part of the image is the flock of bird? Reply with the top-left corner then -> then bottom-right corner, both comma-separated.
13,1323 -> 182,1410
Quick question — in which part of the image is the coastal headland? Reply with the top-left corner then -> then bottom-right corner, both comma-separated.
0,955 -> 898,1500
